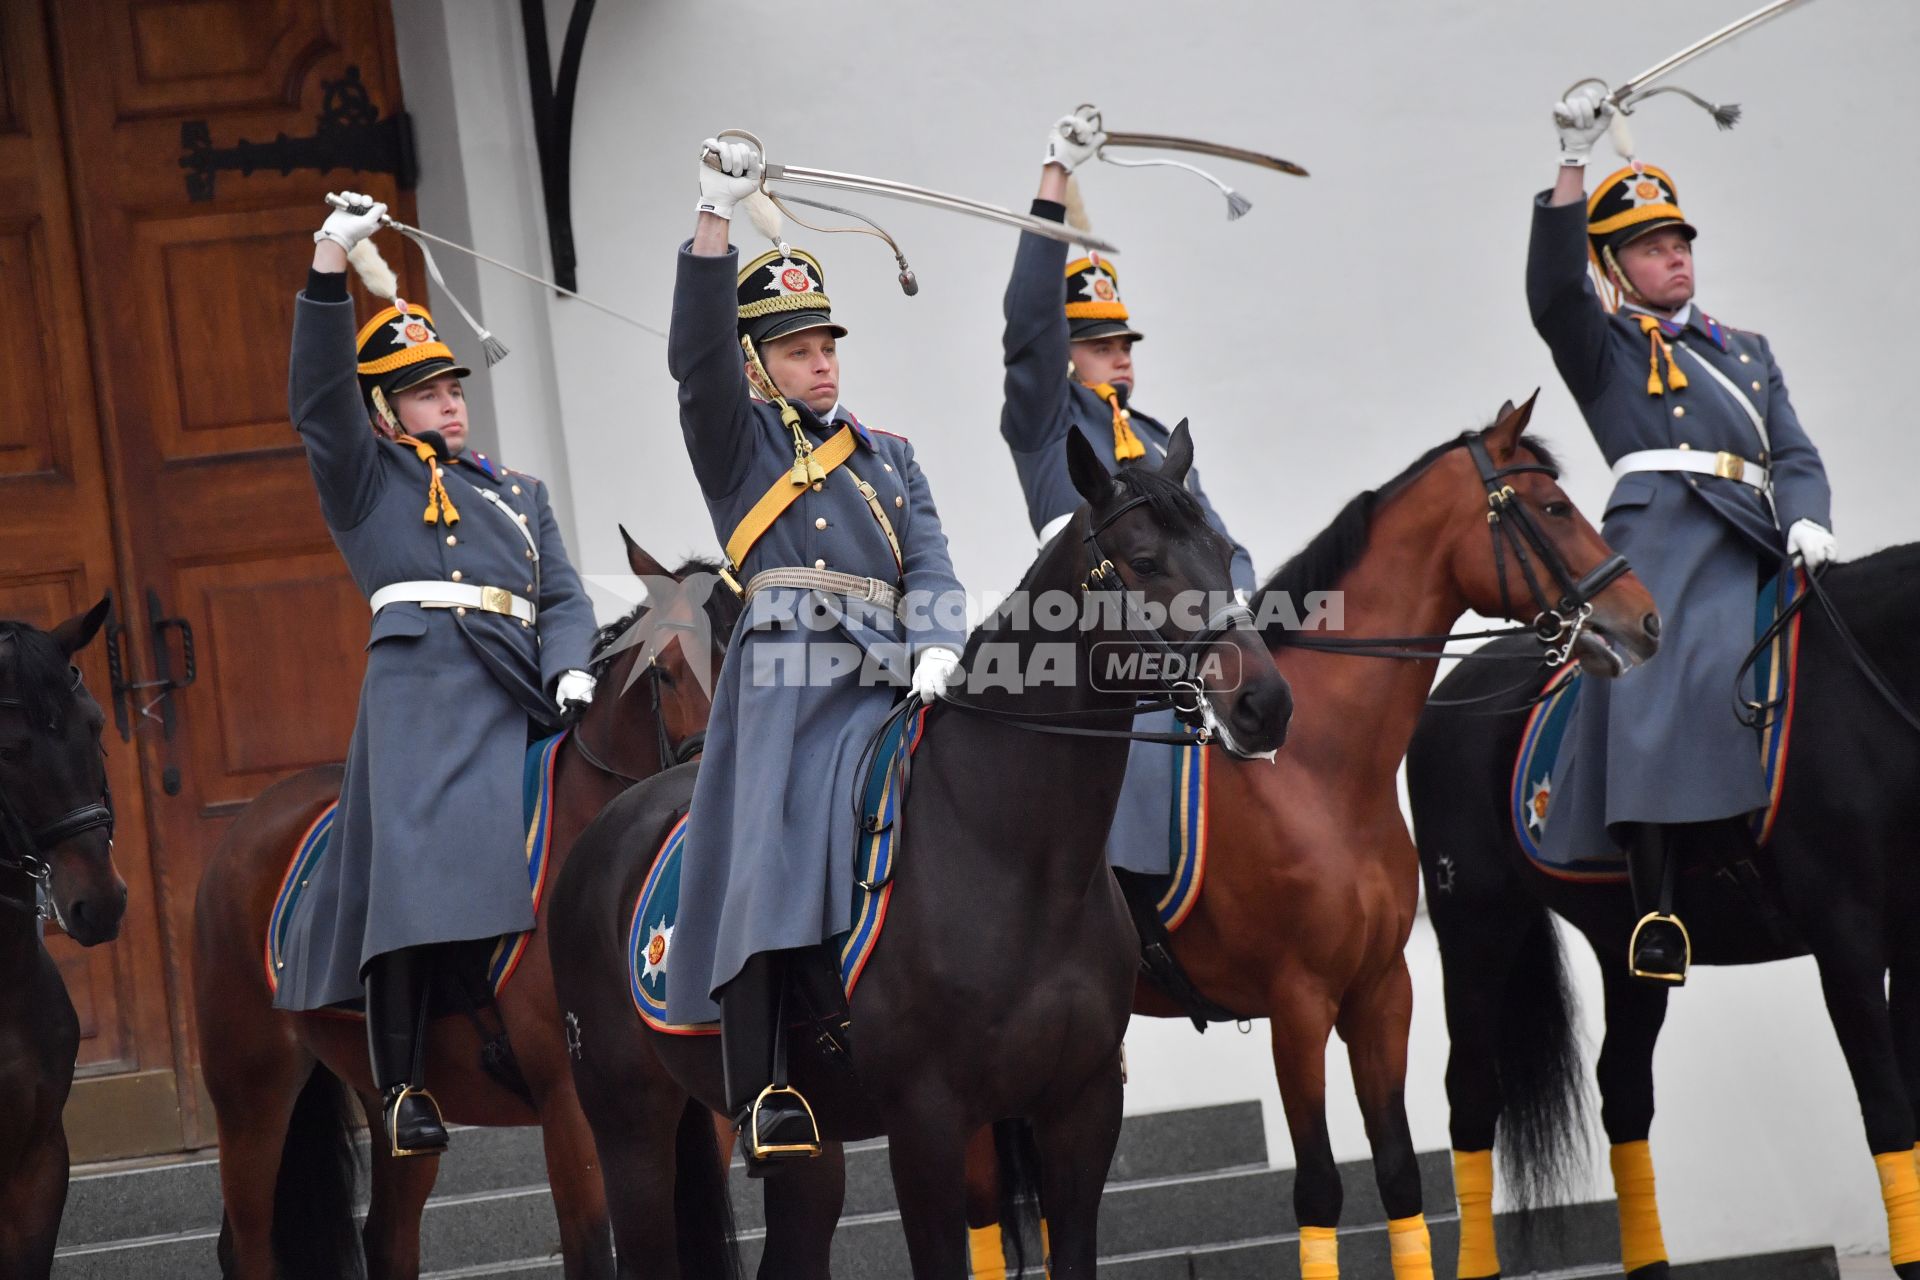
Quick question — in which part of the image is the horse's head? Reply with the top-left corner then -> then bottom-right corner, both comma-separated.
579,529 -> 744,778
1440,395 -> 1661,675
1067,424 -> 1293,757
0,597 -> 127,945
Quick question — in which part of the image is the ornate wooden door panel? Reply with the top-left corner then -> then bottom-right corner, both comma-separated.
38,0 -> 418,1154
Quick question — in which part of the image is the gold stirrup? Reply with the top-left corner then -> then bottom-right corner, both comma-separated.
1629,911 -> 1692,985
746,1083 -> 823,1161
385,1084 -> 446,1158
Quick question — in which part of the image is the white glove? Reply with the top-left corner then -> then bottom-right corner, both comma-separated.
697,136 -> 763,220
1042,110 -> 1105,174
555,669 -> 597,713
1553,86 -> 1613,163
316,191 -> 386,251
909,647 -> 963,703
1786,519 -> 1838,570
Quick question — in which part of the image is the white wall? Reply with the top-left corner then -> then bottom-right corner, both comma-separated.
399,0 -> 1920,1263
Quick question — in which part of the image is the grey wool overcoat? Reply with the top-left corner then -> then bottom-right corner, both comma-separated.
273,282 -> 597,1011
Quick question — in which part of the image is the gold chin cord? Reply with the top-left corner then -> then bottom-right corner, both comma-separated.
739,334 -> 824,486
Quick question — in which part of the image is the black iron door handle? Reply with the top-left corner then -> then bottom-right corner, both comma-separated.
143,589 -> 197,795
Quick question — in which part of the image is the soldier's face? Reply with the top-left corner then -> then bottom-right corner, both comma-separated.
391,374 -> 469,454
756,329 -> 840,416
1071,336 -> 1135,392
1618,229 -> 1695,312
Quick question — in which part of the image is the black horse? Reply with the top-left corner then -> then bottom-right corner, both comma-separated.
0,597 -> 127,1276
1407,543 -> 1920,1278
549,425 -> 1293,1279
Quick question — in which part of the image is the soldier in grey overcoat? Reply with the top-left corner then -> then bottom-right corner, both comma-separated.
999,110 -> 1256,878
1532,90 -> 1835,984
666,138 -> 967,1167
279,194 -> 599,1154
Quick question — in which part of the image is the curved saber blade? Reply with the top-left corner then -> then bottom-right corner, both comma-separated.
1101,131 -> 1309,178
1613,0 -> 1813,104
762,162 -> 1121,253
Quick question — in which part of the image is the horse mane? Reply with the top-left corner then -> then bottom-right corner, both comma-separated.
1255,428 -> 1560,647
0,621 -> 71,730
590,555 -> 742,674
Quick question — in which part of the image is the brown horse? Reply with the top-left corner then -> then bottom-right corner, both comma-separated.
192,535 -> 739,1280
966,400 -> 1663,1276
0,598 -> 126,1278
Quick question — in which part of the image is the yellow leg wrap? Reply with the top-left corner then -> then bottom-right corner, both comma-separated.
1300,1225 -> 1339,1279
1610,1141 -> 1669,1273
967,1223 -> 1007,1280
1877,1150 -> 1920,1266
1452,1150 -> 1501,1278
1388,1214 -> 1435,1280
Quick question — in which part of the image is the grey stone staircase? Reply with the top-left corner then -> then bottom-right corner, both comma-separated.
52,1101 -> 1840,1278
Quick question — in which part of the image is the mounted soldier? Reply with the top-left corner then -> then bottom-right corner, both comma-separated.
279,193 -> 600,1156
1531,89 -> 1834,985
666,137 -> 967,1170
999,108 -> 1256,881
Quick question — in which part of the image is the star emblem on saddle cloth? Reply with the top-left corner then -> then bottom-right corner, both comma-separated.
1527,777 -> 1552,835
388,313 -> 439,348
642,918 -> 673,981
767,258 -> 819,297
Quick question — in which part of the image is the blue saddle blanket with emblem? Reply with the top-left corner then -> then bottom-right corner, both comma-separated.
629,706 -> 926,1034
1512,570 -> 1804,878
266,732 -> 564,1004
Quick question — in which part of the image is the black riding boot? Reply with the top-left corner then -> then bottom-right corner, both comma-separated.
720,950 -> 820,1175
366,946 -> 448,1157
1625,823 -> 1689,985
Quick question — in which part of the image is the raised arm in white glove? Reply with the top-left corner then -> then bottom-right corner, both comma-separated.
1786,519 -> 1838,570
1553,86 -> 1612,165
909,647 -> 963,703
315,191 -> 386,253
555,668 -> 597,713
1042,109 -> 1106,174
696,136 -> 764,220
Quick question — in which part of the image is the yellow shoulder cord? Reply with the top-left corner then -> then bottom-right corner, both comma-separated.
741,335 -> 828,486
378,387 -> 461,525
1084,380 -> 1147,461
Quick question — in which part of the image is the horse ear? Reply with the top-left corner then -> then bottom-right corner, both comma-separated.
51,593 -> 111,658
1066,427 -> 1122,508
1483,390 -> 1540,460
620,525 -> 672,581
1160,419 -> 1195,485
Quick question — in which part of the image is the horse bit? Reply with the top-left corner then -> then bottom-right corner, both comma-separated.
0,666 -> 116,921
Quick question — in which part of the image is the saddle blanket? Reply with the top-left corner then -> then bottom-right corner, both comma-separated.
1512,569 -> 1804,879
631,707 -> 927,1035
266,731 -> 564,1005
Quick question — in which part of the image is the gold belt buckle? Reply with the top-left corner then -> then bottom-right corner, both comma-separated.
480,585 -> 514,616
1713,451 -> 1745,483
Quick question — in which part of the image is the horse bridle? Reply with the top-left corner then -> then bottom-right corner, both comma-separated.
569,646 -> 710,785
1276,438 -> 1631,670
0,667 -> 116,921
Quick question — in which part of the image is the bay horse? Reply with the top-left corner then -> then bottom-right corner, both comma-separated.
1408,540 -> 1920,1278
0,597 -> 127,1277
549,424 -> 1293,1279
192,534 -> 739,1280
965,398 -> 1664,1278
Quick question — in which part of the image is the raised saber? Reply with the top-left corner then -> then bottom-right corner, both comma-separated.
708,129 -> 1120,254
1069,106 -> 1307,221
1555,0 -> 1815,130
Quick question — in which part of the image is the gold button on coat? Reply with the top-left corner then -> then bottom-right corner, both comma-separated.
450,570 -> 463,582
895,495 -> 904,508
1739,353 -> 1751,363
1672,406 -> 1686,418
511,485 -> 522,494
455,606 -> 468,616
812,482 -> 824,492
446,535 -> 458,546
815,517 -> 828,529
883,464 -> 893,472
813,558 -> 826,569
1752,381 -> 1762,391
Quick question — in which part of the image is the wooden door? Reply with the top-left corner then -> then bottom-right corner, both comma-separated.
9,0 -> 421,1157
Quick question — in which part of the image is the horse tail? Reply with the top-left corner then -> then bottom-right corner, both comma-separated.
673,1098 -> 742,1280
992,1118 -> 1044,1276
1495,905 -> 1591,1214
271,1066 -> 365,1279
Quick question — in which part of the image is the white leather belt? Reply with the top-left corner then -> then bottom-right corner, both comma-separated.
1612,448 -> 1769,492
742,567 -> 899,614
369,581 -> 537,623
